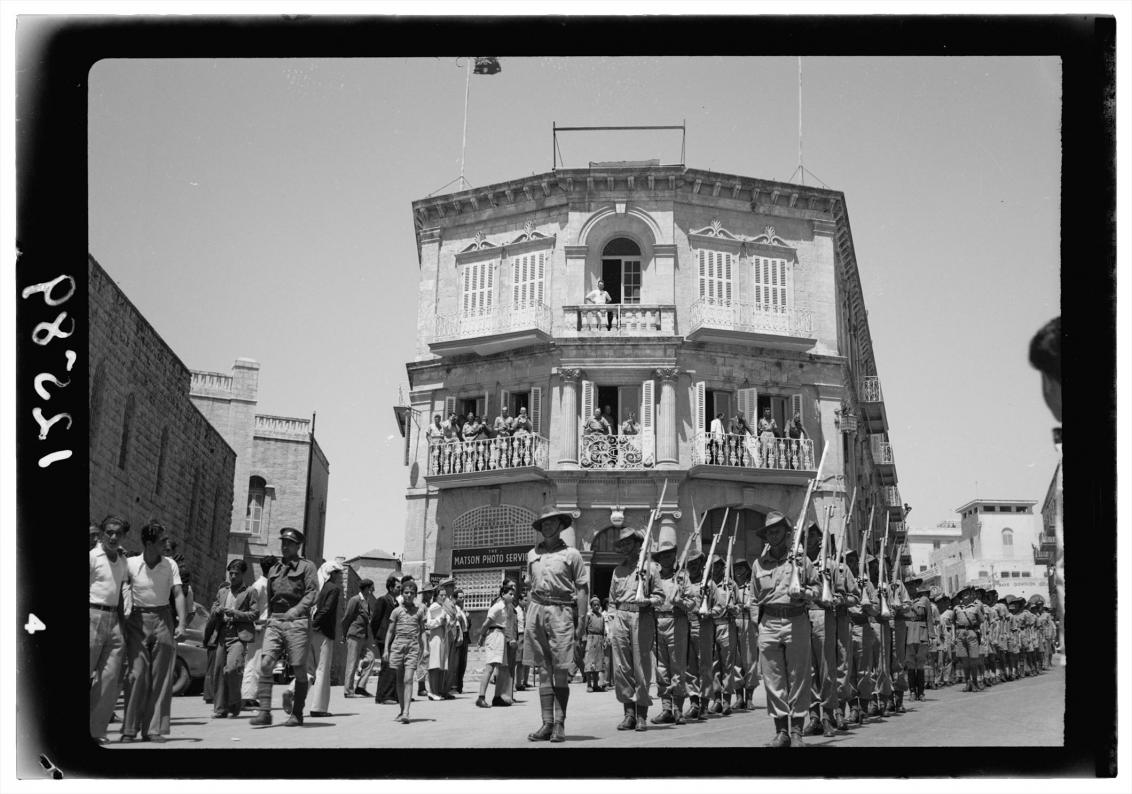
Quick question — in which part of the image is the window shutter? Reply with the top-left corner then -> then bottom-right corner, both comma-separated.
499,390 -> 510,418
512,256 -> 521,305
536,250 -> 545,305
581,380 -> 595,430
640,378 -> 655,463
723,251 -> 732,304
738,387 -> 758,426
444,396 -> 456,420
485,259 -> 495,311
694,381 -> 706,434
530,387 -> 542,434
791,393 -> 803,423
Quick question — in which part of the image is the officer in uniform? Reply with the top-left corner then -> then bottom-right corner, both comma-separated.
828,535 -> 859,729
607,526 -> 664,732
679,547 -> 711,722
731,559 -> 760,711
972,587 -> 993,688
524,505 -> 589,744
707,553 -> 739,715
902,577 -> 931,701
251,527 -> 319,726
752,510 -> 820,748
1022,594 -> 1043,675
844,548 -> 877,725
649,528 -> 693,725
1006,595 -> 1025,677
979,588 -> 1001,686
804,523 -> 838,737
925,587 -> 946,688
951,586 -> 983,692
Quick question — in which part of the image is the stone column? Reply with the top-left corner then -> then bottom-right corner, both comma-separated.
655,367 -> 680,468
558,368 -> 582,467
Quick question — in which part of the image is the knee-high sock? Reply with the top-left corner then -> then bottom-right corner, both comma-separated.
552,686 -> 569,724
538,685 -> 554,725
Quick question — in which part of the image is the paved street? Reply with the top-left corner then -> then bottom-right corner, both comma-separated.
109,658 -> 1064,750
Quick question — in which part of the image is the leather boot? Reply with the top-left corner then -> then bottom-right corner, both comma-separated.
635,705 -> 648,732
821,716 -> 836,737
720,695 -> 732,716
527,723 -> 553,742
849,700 -> 862,725
616,702 -> 636,731
699,699 -> 710,720
803,711 -> 822,735
834,703 -> 847,731
650,708 -> 676,725
683,698 -> 701,722
789,717 -> 806,747
674,698 -> 686,725
766,717 -> 790,747
894,691 -> 906,713
549,722 -> 565,743
878,697 -> 889,718
867,698 -> 880,717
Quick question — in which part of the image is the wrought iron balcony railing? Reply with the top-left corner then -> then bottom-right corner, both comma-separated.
885,485 -> 901,508
562,304 -> 676,337
691,431 -> 815,471
861,375 -> 883,403
427,434 -> 548,476
580,433 -> 655,470
687,298 -> 813,338
434,301 -> 552,342
871,437 -> 896,466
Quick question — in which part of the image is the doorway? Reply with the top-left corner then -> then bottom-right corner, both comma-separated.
601,237 -> 643,305
590,526 -> 622,604
596,386 -> 619,434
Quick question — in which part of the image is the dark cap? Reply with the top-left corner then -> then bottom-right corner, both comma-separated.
279,527 -> 305,545
359,579 -> 375,590
438,577 -> 456,589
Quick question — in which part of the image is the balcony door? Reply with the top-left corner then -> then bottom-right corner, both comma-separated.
602,237 -> 642,305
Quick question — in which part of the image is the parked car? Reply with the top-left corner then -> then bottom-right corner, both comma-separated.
172,602 -> 210,696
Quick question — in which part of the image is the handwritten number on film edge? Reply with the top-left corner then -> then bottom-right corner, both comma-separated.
22,275 -> 76,468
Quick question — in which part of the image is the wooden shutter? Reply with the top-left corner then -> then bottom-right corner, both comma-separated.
536,250 -> 545,305
462,260 -> 495,317
737,387 -> 758,426
791,393 -> 803,423
512,251 -> 546,308
699,249 -> 733,305
581,380 -> 595,430
640,378 -> 655,463
694,381 -> 706,433
754,256 -> 788,312
444,396 -> 456,420
530,386 -> 542,434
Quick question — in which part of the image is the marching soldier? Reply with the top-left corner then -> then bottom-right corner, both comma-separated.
828,536 -> 859,729
925,587 -> 945,688
708,553 -> 739,715
933,589 -> 956,687
951,586 -> 983,692
680,547 -> 712,722
752,510 -> 820,748
887,567 -> 912,713
1022,594 -> 1043,675
844,548 -> 878,725
607,525 -> 664,732
979,588 -> 1001,686
524,505 -> 590,743
731,559 -> 760,711
902,577 -> 931,701
865,555 -> 891,718
1039,606 -> 1056,668
1007,595 -> 1026,677
804,523 -> 837,737
649,529 -> 692,725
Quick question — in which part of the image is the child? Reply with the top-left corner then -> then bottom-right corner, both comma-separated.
384,580 -> 426,724
476,581 -> 517,708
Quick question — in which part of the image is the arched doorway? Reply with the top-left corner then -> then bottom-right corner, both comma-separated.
699,507 -> 768,569
601,237 -> 642,305
589,526 -> 623,604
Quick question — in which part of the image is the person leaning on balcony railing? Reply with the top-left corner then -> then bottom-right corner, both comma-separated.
709,412 -> 726,465
730,411 -> 754,466
584,279 -> 613,330
492,406 -> 514,469
758,408 -> 779,468
512,407 -> 533,464
786,411 -> 809,470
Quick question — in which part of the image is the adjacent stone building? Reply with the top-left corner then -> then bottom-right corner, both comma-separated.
88,254 -> 236,603
399,162 -> 906,616
189,360 -> 330,567
344,548 -> 403,591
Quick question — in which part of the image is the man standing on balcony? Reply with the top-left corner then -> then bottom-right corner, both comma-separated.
493,405 -> 514,469
758,408 -> 779,468
620,411 -> 639,436
730,411 -> 754,466
584,279 -> 613,330
512,407 -> 533,465
709,412 -> 726,465
786,410 -> 809,469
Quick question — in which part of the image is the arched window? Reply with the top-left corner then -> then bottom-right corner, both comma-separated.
1002,527 -> 1014,558
117,393 -> 136,469
601,237 -> 642,304
246,476 -> 267,535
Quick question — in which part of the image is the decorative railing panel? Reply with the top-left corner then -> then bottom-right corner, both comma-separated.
691,431 -> 815,471
427,435 -> 548,476
885,485 -> 901,508
861,375 -> 883,403
579,433 -> 654,470
434,302 -> 552,342
872,438 -> 896,466
562,304 -> 676,337
687,299 -> 813,337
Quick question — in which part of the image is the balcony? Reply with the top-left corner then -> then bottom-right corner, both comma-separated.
688,432 -> 815,485
580,434 -> 655,470
1032,544 -> 1054,566
890,521 -> 906,543
425,435 -> 549,488
430,302 -> 552,357
560,304 -> 677,338
858,375 -> 889,433
871,436 -> 897,486
884,485 -> 904,518
686,299 -> 815,351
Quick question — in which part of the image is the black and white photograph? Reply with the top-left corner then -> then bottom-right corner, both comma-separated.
7,6 -> 1124,789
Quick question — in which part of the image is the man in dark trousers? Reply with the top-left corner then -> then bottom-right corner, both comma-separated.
372,574 -> 402,705
342,579 -> 375,697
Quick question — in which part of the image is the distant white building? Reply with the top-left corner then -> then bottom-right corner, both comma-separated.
924,498 -> 1044,599
906,520 -> 962,575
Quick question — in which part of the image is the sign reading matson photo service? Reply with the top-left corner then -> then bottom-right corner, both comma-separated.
452,544 -> 530,570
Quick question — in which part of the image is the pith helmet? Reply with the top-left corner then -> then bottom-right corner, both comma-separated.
652,538 -> 678,557
617,526 -> 644,543
532,505 -> 573,531
756,510 -> 792,539
652,523 -> 678,557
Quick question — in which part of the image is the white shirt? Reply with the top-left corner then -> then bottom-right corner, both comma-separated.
710,417 -> 726,438
585,289 -> 611,305
126,555 -> 182,608
249,575 -> 270,624
89,545 -> 129,607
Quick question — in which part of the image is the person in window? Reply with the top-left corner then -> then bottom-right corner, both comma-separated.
512,407 -> 533,465
709,412 -> 726,465
786,410 -> 809,469
493,406 -> 514,468
460,412 -> 485,470
621,411 -> 640,436
730,411 -> 754,467
584,280 -> 613,330
758,408 -> 779,468
441,413 -> 461,473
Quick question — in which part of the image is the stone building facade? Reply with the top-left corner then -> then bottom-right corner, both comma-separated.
189,360 -> 330,568
88,254 -> 236,604
399,163 -> 905,615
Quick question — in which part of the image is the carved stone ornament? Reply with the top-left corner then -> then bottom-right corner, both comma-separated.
459,231 -> 499,253
654,367 -> 680,382
559,367 -> 583,382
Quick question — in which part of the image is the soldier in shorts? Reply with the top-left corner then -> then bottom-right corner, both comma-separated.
844,548 -> 877,725
731,559 -> 761,712
804,523 -> 838,737
650,530 -> 693,725
679,547 -> 711,722
951,587 -> 983,692
902,577 -> 931,701
933,589 -> 955,687
524,506 -> 589,744
607,526 -> 663,731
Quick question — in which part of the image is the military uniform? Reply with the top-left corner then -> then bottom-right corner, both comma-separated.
732,560 -> 761,710
951,587 -> 983,692
803,526 -> 844,737
752,511 -> 821,747
708,555 -> 739,714
902,579 -> 931,701
845,550 -> 879,724
887,576 -> 912,711
607,527 -> 664,732
993,597 -> 1013,680
679,550 -> 712,721
650,538 -> 693,724
252,528 -> 319,726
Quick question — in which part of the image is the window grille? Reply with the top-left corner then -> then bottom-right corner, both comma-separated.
452,505 -> 538,549
455,569 -> 508,611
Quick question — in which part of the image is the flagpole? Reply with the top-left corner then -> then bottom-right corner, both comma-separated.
459,59 -> 472,190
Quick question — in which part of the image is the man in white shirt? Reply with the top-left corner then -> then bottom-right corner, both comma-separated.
241,555 -> 278,707
121,520 -> 188,742
709,412 -> 727,465
584,280 -> 612,305
89,516 -> 131,743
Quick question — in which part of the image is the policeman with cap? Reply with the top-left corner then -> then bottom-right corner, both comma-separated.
731,558 -> 760,711
707,550 -> 739,715
649,525 -> 693,725
251,527 -> 319,726
607,525 -> 664,731
679,544 -> 712,721
752,510 -> 821,747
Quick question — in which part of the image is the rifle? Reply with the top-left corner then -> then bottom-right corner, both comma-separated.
818,503 -> 835,605
677,500 -> 710,585
787,440 -> 829,597
878,513 -> 892,620
635,479 -> 669,601
859,503 -> 876,608
698,508 -> 728,616
836,488 -> 857,573
725,515 -> 738,594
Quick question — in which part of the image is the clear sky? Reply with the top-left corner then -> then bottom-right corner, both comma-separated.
88,55 -> 1061,561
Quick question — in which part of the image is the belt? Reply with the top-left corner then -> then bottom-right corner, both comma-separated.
89,602 -> 117,612
759,604 -> 806,619
134,605 -> 170,614
587,631 -> 604,636
530,595 -> 575,607
269,611 -> 306,619
614,603 -> 649,612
